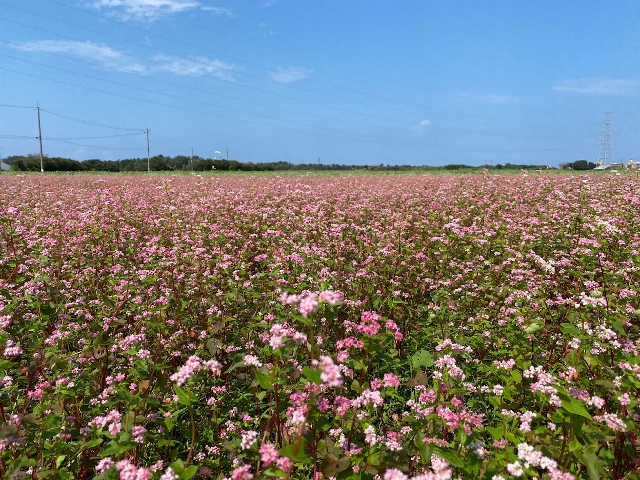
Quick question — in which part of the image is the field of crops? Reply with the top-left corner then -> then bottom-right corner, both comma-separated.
0,172 -> 639,480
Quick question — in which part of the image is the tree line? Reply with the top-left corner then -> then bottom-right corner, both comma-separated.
2,154 -> 373,172
1,154 -> 553,173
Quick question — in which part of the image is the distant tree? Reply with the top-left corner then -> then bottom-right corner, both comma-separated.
571,160 -> 594,171
2,155 -> 26,165
444,164 -> 469,170
82,159 -> 120,172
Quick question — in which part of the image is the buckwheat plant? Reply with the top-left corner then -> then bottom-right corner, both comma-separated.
0,172 -> 638,479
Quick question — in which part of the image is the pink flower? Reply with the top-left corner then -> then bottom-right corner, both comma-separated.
383,469 -> 408,480
230,465 -> 253,480
96,458 -> 114,473
240,430 -> 258,450
259,443 -> 279,466
170,356 -> 202,386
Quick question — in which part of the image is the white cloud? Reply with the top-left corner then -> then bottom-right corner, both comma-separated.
85,0 -> 232,22
201,5 -> 233,16
16,40 -> 148,74
413,119 -> 432,132
151,54 -> 236,79
261,0 -> 278,7
269,66 -> 313,84
14,40 -> 236,79
253,22 -> 275,37
458,93 -> 518,104
552,77 -> 639,96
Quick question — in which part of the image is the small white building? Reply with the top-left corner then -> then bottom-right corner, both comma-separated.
625,159 -> 639,169
0,161 -> 10,171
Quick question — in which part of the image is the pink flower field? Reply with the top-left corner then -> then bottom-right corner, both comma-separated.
0,172 -> 639,480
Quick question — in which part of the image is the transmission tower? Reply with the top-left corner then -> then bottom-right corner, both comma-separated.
597,112 -> 613,167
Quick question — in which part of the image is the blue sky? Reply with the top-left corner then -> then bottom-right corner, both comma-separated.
0,0 -> 639,166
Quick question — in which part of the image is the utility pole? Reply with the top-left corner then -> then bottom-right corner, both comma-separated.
226,149 -> 228,161
145,127 -> 150,172
36,103 -> 44,172
191,146 -> 194,172
597,112 -> 613,167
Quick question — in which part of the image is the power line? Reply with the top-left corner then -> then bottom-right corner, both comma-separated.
1,0 -> 604,146
8,1 -> 435,119
0,4 -> 560,130
0,66 -> 582,154
44,132 -> 144,140
3,38 -> 511,141
13,36 -> 559,139
42,108 -> 141,132
0,135 -> 37,139
6,40 -> 592,141
0,14 -> 596,139
0,103 -> 33,109
46,138 -> 145,150
0,16 -> 441,134
40,0 -> 567,127
0,52 -> 412,142
0,38 -> 414,136
0,12 -> 417,125
0,52 -> 592,150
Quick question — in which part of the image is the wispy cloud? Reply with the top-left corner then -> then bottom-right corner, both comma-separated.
253,22 -> 275,37
412,119 -> 432,132
14,40 -> 236,79
16,40 -> 148,74
84,0 -> 232,22
151,54 -> 236,79
201,6 -> 233,16
458,93 -> 518,104
552,77 -> 639,96
269,66 -> 312,84
261,0 -> 278,7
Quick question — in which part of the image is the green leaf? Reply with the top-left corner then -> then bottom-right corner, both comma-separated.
206,338 -> 219,355
254,368 -> 275,390
83,438 -> 103,448
486,426 -> 503,440
407,370 -> 429,387
575,447 -> 602,480
174,385 -> 192,406
525,323 -> 544,334
411,350 -> 434,369
291,314 -> 312,327
561,323 -> 581,336
263,467 -> 288,477
414,430 -> 432,463
302,367 -> 322,385
353,360 -> 366,371
320,455 -> 351,477
560,396 -> 592,420
181,465 -> 198,479
0,359 -> 15,371
593,379 -> 615,389
164,416 -> 175,432
55,455 -> 66,469
279,441 -> 312,463
123,411 -> 135,432
432,447 -> 465,468
584,356 -> 599,367
569,439 -> 582,452
169,459 -> 185,475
